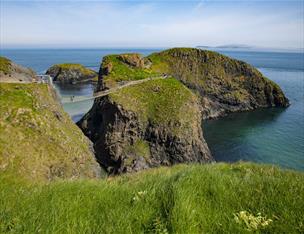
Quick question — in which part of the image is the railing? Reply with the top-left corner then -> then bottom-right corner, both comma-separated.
36,75 -> 53,85
61,75 -> 168,104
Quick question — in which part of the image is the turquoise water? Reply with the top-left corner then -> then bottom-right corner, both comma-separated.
1,48 -> 303,170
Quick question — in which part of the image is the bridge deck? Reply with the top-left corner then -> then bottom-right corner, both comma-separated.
61,75 -> 167,104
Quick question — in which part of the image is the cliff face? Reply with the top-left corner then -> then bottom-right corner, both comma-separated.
78,79 -> 212,174
0,56 -> 38,83
0,82 -> 101,181
78,48 -> 289,174
147,48 -> 289,118
46,64 -> 98,84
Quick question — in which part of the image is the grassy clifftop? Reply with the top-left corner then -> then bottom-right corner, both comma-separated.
0,57 -> 12,75
109,78 -> 198,133
79,77 -> 211,173
0,83 -> 101,181
1,163 -> 303,233
100,54 -> 160,88
98,48 -> 288,119
147,48 -> 288,108
53,64 -> 96,76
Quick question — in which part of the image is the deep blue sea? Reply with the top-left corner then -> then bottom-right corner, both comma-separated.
1,48 -> 303,171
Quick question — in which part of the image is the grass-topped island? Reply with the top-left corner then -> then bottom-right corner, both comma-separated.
46,63 -> 98,84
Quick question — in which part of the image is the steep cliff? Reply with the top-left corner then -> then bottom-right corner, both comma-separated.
147,48 -> 289,118
0,82 -> 101,181
78,78 -> 212,174
46,63 -> 98,84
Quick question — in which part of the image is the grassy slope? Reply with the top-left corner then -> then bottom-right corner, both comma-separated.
55,64 -> 96,76
101,54 -> 160,87
0,83 -> 100,181
147,48 -> 287,105
0,57 -> 12,75
109,78 -> 199,135
0,163 -> 303,233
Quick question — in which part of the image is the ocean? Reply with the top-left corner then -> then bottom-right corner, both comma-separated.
1,48 -> 303,171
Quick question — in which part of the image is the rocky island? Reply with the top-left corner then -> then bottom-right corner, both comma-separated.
78,48 -> 289,174
46,63 -> 98,84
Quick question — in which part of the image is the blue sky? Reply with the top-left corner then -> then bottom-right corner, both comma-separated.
0,0 -> 303,49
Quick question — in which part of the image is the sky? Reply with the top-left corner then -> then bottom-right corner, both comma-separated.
0,0 -> 303,49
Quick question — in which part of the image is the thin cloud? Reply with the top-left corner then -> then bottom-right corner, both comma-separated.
0,1 -> 303,48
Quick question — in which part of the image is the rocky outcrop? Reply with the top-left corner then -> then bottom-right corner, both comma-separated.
0,56 -> 38,83
147,48 -> 289,119
78,79 -> 212,174
78,48 -> 289,175
46,63 -> 97,84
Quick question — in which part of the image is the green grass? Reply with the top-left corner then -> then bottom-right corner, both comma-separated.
100,48 -> 287,108
101,54 -> 160,88
146,48 -> 288,106
124,140 -> 151,165
0,83 -> 100,181
0,163 -> 303,233
54,63 -> 97,77
0,57 -> 12,75
109,78 -> 198,134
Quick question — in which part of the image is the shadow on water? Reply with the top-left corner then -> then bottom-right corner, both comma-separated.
54,83 -> 95,96
203,107 -> 288,163
72,114 -> 86,123
54,83 -> 95,122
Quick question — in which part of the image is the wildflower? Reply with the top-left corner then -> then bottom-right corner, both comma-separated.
234,210 -> 273,231
132,190 -> 147,202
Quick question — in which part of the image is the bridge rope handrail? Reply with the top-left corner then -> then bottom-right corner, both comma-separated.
61,75 -> 168,104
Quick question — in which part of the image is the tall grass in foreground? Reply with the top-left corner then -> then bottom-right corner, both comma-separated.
0,163 -> 303,233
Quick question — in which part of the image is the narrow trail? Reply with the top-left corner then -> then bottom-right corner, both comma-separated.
61,75 -> 167,104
